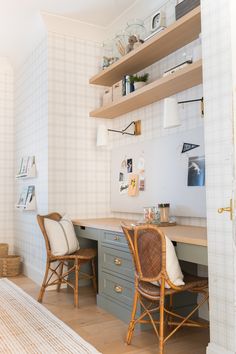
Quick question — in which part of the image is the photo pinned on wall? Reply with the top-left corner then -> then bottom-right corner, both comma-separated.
128,174 -> 139,196
127,158 -> 133,173
121,157 -> 127,169
139,175 -> 145,191
137,154 -> 145,173
119,172 -> 124,181
187,156 -> 205,186
119,181 -> 129,195
138,153 -> 145,191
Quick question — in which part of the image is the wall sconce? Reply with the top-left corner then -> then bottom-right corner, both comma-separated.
163,96 -> 204,129
163,97 -> 180,128
97,120 -> 141,146
178,97 -> 204,116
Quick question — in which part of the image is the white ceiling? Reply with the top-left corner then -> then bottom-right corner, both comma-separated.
0,0 -> 137,67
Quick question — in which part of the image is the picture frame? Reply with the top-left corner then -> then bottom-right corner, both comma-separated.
150,11 -> 165,32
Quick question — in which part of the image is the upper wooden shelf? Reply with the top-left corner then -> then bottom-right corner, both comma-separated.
90,6 -> 201,87
90,60 -> 202,119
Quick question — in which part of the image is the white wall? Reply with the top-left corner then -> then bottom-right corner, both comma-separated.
0,58 -> 14,252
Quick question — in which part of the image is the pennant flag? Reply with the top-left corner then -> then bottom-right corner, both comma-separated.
182,143 -> 200,153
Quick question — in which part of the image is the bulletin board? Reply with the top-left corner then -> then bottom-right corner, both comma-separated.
110,127 -> 206,217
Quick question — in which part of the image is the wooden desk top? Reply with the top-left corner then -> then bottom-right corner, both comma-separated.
72,218 -> 207,247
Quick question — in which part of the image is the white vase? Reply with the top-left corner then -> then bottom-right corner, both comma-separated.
134,81 -> 146,90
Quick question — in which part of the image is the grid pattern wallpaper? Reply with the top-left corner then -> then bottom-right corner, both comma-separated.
14,37 -> 49,284
0,58 -> 14,251
202,0 -> 235,353
47,33 -> 111,219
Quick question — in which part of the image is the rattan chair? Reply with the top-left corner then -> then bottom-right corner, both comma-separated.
37,213 -> 97,307
122,224 -> 208,354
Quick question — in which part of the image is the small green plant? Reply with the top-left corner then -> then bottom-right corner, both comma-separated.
129,73 -> 149,84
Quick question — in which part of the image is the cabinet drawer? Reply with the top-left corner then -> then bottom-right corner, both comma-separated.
176,243 -> 208,266
101,246 -> 134,279
74,225 -> 100,241
101,272 -> 134,307
103,231 -> 128,247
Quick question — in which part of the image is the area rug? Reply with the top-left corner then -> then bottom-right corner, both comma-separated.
0,278 -> 101,354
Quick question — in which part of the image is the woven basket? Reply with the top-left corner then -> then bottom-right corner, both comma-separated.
0,243 -> 9,256
0,256 -> 21,277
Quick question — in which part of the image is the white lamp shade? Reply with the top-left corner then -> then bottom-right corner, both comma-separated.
97,125 -> 108,146
163,97 -> 180,128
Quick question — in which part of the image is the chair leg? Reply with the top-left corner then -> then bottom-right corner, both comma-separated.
91,258 -> 97,293
74,259 -> 80,308
159,281 -> 165,354
168,294 -> 173,329
38,261 -> 50,303
126,289 -> 139,345
57,262 -> 64,292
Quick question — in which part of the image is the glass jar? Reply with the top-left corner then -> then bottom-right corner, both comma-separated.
143,207 -> 155,223
113,31 -> 129,58
124,19 -> 146,42
158,203 -> 170,223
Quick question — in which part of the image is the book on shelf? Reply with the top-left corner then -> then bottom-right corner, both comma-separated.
17,156 -> 35,177
17,185 -> 35,207
27,156 -> 35,172
25,185 -> 34,205
18,156 -> 28,176
17,187 -> 29,206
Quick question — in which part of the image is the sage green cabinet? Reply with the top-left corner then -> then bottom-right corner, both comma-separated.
75,225 -> 208,323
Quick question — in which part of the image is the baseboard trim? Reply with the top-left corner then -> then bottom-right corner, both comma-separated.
22,262 -> 66,290
23,262 -> 43,286
207,343 -> 235,354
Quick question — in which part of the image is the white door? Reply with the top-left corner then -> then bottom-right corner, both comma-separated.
202,1 -> 236,353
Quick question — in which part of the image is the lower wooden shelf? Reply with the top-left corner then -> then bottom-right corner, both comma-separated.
90,60 -> 202,119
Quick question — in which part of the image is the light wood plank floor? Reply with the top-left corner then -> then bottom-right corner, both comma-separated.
11,276 -> 209,354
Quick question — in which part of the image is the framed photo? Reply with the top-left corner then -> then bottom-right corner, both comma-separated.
151,11 -> 165,32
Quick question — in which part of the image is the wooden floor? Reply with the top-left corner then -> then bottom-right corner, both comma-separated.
11,276 -> 209,354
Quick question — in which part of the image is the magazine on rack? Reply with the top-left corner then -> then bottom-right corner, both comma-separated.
17,186 -> 35,206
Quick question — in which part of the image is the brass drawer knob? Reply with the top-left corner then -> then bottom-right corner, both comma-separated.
114,235 -> 120,241
114,285 -> 123,293
114,258 -> 122,266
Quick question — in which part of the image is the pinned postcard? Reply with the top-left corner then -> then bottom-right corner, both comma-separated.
121,157 -> 127,170
128,174 -> 139,196
137,154 -> 145,173
139,175 -> 145,191
119,181 -> 128,195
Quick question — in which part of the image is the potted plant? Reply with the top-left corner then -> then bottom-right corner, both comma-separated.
129,73 -> 149,90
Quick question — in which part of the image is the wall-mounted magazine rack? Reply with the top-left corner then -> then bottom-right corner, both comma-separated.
16,156 -> 36,179
15,186 -> 36,211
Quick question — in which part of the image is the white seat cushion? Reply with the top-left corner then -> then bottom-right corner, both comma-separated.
44,215 -> 79,256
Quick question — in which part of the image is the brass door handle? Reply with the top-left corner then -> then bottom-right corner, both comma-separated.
114,285 -> 123,293
114,235 -> 120,241
218,199 -> 233,220
114,258 -> 122,266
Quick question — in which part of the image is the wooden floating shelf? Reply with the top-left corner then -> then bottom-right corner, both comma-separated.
90,60 -> 202,119
90,6 -> 201,87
